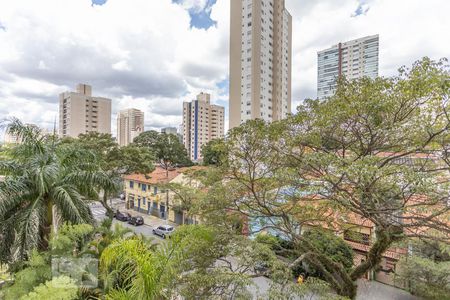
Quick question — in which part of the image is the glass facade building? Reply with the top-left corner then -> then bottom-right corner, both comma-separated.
317,35 -> 379,99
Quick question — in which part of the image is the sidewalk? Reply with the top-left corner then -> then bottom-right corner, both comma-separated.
356,279 -> 419,300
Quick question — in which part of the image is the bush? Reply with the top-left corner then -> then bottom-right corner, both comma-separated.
294,229 -> 354,278
21,276 -> 78,300
396,255 -> 450,300
2,251 -> 51,300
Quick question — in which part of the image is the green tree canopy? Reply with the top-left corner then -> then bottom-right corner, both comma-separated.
62,132 -> 154,216
201,138 -> 228,166
395,239 -> 450,300
196,57 -> 450,299
1,251 -> 51,300
21,276 -> 78,300
133,130 -> 192,176
0,119 -> 115,263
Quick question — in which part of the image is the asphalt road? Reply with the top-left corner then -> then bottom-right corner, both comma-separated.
90,200 -> 419,300
89,200 -> 167,242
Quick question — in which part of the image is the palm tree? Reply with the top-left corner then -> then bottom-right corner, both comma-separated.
0,119 -> 117,263
100,228 -> 202,300
101,237 -> 184,300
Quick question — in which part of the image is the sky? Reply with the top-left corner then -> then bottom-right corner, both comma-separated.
0,0 -> 449,138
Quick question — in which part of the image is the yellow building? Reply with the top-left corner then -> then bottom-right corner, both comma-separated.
123,167 -> 180,219
123,166 -> 206,222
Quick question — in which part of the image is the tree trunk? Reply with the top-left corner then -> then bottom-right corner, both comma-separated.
300,227 -> 400,299
350,228 -> 397,281
295,251 -> 357,299
100,191 -> 114,219
40,200 -> 54,251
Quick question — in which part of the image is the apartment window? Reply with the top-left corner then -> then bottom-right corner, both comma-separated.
129,181 -> 134,188
142,184 -> 147,192
154,186 -> 158,194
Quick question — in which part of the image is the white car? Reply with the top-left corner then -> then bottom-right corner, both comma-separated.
152,225 -> 175,239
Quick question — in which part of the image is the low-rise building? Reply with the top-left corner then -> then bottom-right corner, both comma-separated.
122,166 -> 205,223
166,169 -> 205,225
123,167 -> 180,219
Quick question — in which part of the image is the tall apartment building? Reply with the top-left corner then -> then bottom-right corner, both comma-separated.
161,127 -> 177,135
317,35 -> 379,99
59,84 -> 111,138
117,108 -> 145,146
182,92 -> 225,161
229,0 -> 292,129
162,127 -> 182,143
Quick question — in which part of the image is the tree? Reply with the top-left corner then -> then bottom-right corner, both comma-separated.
64,132 -> 154,217
295,229 -> 354,279
131,130 -> 160,148
133,131 -> 191,176
1,251 -> 51,300
197,58 -> 450,299
0,119 -> 115,263
49,223 -> 94,256
201,138 -> 228,166
395,239 -> 450,300
100,225 -> 305,299
21,276 -> 78,300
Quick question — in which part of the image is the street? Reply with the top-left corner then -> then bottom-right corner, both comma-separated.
89,199 -> 172,241
89,200 -> 419,300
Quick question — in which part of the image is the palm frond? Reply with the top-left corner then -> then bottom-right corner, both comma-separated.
64,170 -> 120,195
0,160 -> 23,176
11,196 -> 46,261
2,118 -> 47,156
51,185 -> 94,225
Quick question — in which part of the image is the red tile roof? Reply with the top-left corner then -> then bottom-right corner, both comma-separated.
123,167 -> 181,185
123,166 -> 207,185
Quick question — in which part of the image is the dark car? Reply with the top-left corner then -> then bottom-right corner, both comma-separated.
115,211 -> 131,222
128,216 -> 144,226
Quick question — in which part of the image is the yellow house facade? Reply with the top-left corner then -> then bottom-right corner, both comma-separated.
123,167 -> 180,219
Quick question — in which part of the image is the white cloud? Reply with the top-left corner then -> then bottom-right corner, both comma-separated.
176,0 -> 209,13
0,0 -> 449,140
0,0 -> 228,138
285,0 -> 450,108
112,60 -> 131,71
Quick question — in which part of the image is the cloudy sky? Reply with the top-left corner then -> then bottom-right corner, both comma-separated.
0,0 -> 449,138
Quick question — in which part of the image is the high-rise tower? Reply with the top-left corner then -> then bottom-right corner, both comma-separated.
317,35 -> 379,99
183,92 -> 224,161
59,84 -> 111,138
229,0 -> 292,129
117,108 -> 145,146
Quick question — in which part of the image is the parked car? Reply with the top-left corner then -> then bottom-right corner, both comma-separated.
128,216 -> 144,226
115,211 -> 131,222
152,225 -> 175,239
